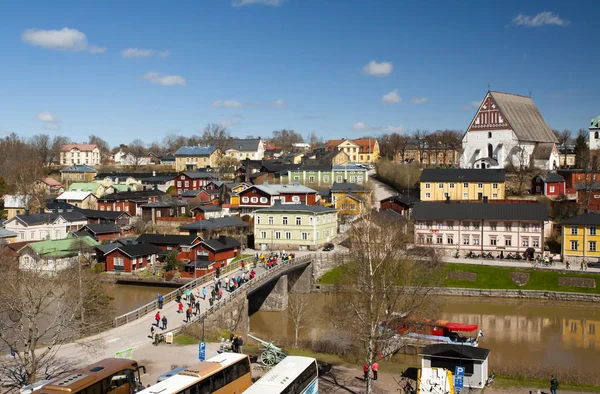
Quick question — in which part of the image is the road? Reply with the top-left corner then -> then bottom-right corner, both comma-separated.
368,169 -> 398,209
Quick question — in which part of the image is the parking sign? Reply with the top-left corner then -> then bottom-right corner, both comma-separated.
199,342 -> 206,361
454,366 -> 465,393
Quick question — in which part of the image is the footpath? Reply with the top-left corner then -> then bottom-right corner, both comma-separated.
446,255 -> 600,273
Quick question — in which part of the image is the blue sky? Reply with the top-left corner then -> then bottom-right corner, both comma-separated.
0,0 -> 598,145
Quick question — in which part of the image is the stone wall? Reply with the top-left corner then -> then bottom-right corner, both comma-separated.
312,253 -> 345,280
312,284 -> 600,302
258,275 -> 289,312
204,294 -> 249,333
288,265 -> 313,294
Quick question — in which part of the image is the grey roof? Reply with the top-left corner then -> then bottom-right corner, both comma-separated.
114,243 -> 163,258
80,223 -> 121,235
533,142 -> 555,160
420,169 -> 505,183
413,202 -> 549,221
226,139 -> 261,152
0,228 -> 17,238
181,190 -> 202,197
13,211 -> 87,226
381,194 -> 420,206
421,344 -> 491,361
331,182 -> 370,193
98,190 -> 166,202
141,200 -> 188,208
254,203 -> 336,214
192,205 -> 223,212
182,171 -> 218,179
174,146 -> 218,156
96,243 -> 119,254
179,216 -> 249,231
490,91 -> 558,143
249,183 -> 318,195
561,213 -> 600,226
535,173 -> 565,183
136,234 -> 198,245
76,208 -> 131,220
332,164 -> 368,171
576,182 -> 600,191
202,236 -> 241,252
61,165 -> 97,173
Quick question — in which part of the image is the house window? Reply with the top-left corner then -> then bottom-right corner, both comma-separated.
316,231 -> 320,239
425,193 -> 431,199
184,181 -> 189,187
357,176 -> 364,183
438,183 -> 443,189
294,176 -> 300,182
177,181 -> 182,187
522,238 -> 529,247
571,226 -> 578,235
242,197 -> 249,203
591,226 -> 597,236
156,211 -> 162,217
309,216 -> 314,225
492,193 -> 498,198
437,235 -> 443,244
418,235 -> 424,244
506,224 -> 512,232
436,222 -> 443,229
426,235 -> 433,244
251,197 -> 258,203
292,196 -> 300,203
447,235 -> 454,244
478,183 -> 483,189
275,231 -> 281,239
55,230 -> 60,239
418,221 -> 425,229
473,236 -> 480,246
463,222 -> 470,230
350,176 -> 356,183
532,238 -> 540,248
490,222 -> 497,231
463,193 -> 468,199
323,175 -> 330,183
590,241 -> 597,252
463,182 -> 468,188
549,186 -> 555,193
309,176 -> 315,183
260,231 -> 267,239
30,231 -> 35,239
490,237 -> 497,246
296,217 -> 302,225
285,232 -> 292,240
260,197 -> 268,203
350,203 -> 356,210
493,183 -> 498,189
449,183 -> 455,189
301,232 -> 309,240
282,216 -> 288,225
570,240 -> 578,250
425,183 -> 431,189
336,175 -> 343,183
488,132 -> 492,138
268,216 -> 274,225
23,256 -> 30,265
462,236 -> 470,245
114,257 -> 124,267
505,237 -> 512,246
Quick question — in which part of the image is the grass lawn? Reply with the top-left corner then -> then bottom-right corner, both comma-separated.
493,375 -> 600,393
173,334 -> 199,346
318,264 -> 600,294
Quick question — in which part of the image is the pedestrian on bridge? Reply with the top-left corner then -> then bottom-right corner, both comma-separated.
218,287 -> 223,299
178,302 -> 183,314
186,306 -> 193,323
190,292 -> 195,307
185,288 -> 191,300
155,311 -> 161,327
202,287 -> 207,300
157,294 -> 164,309
150,325 -> 155,338
195,300 -> 200,315
162,316 -> 168,330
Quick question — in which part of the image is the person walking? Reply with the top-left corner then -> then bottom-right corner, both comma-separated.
190,292 -> 195,307
218,287 -> 223,300
155,311 -> 161,327
238,336 -> 244,354
371,361 -> 379,381
550,375 -> 559,394
202,287 -> 207,300
157,294 -> 164,309
363,363 -> 370,381
195,300 -> 200,315
162,316 -> 168,330
216,266 -> 221,279
185,288 -> 191,301
178,301 -> 183,314
232,336 -> 239,353
186,307 -> 192,323
150,325 -> 155,339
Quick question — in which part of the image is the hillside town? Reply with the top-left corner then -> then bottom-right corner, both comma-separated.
2,3 -> 599,394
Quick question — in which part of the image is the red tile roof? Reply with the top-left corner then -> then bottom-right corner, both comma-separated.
60,143 -> 98,152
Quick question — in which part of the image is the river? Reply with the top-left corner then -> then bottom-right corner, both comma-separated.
109,285 -> 600,373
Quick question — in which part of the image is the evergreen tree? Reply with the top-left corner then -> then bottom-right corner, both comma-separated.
574,129 -> 590,169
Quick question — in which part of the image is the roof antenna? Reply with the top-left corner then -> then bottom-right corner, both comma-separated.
488,83 -> 491,92
529,89 -> 532,98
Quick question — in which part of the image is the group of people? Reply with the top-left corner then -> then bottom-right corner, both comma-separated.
219,333 -> 244,354
256,251 -> 296,270
363,362 -> 379,381
152,312 -> 168,345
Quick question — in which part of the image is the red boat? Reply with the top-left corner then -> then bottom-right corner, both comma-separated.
382,315 -> 480,347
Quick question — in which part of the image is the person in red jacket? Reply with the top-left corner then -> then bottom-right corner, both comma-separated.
371,361 -> 379,381
363,363 -> 370,381
155,311 -> 160,327
178,302 -> 183,314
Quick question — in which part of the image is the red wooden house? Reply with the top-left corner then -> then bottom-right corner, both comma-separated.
75,223 -> 124,242
237,183 -> 318,213
557,169 -> 598,191
531,173 -> 566,197
97,190 -> 166,216
173,172 -> 219,196
135,233 -> 202,261
379,194 -> 420,218
183,236 -> 241,277
103,243 -> 163,273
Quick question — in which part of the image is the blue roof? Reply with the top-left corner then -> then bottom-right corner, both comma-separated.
174,146 -> 218,156
61,165 -> 98,173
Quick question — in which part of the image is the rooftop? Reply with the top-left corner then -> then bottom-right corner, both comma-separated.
420,168 -> 506,183
413,201 -> 549,221
202,236 -> 241,252
80,223 -> 121,235
27,235 -> 99,258
60,143 -> 98,152
10,211 -> 87,226
179,216 -> 249,231
60,165 -> 98,173
534,173 -> 565,183
254,203 -> 336,214
420,344 -> 491,360
174,146 -> 218,156
561,212 -> 600,226
136,233 -> 198,245
225,138 -> 261,152
182,171 -> 218,179
248,183 -> 318,196
56,191 -> 95,201
330,182 -> 370,193
98,190 -> 166,201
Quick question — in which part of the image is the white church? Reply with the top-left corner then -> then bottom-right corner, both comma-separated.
460,91 -> 559,170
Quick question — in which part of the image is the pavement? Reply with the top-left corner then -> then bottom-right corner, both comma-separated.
368,170 -> 396,210
446,255 -> 600,273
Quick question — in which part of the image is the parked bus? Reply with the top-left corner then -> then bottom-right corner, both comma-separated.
34,358 -> 146,394
242,356 -> 318,394
137,353 -> 251,394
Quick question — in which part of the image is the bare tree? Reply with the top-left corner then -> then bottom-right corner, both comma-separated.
50,136 -> 71,165
128,139 -> 147,170
162,132 -> 187,152
0,253 -> 113,387
88,135 -> 111,163
307,132 -> 323,150
413,130 -> 429,165
29,134 -> 52,167
554,129 -> 571,168
287,294 -> 312,347
271,129 -> 304,152
202,123 -> 231,152
327,214 -> 442,394
507,144 -> 533,195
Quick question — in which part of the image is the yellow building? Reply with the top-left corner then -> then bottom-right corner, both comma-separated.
419,169 -> 506,201
324,139 -> 380,164
331,182 -> 372,215
562,318 -> 600,349
174,146 -> 221,172
561,213 -> 600,262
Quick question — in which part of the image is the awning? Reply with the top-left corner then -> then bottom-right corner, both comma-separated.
444,322 -> 478,332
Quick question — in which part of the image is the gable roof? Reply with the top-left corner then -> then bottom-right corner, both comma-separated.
490,91 -> 558,143
60,143 -> 98,152
420,169 -> 505,183
201,236 -> 241,252
331,182 -> 370,193
354,139 -> 377,153
41,177 -> 62,187
561,212 -> 600,226
192,205 -> 223,212
76,208 -> 131,221
225,139 -> 261,152
181,171 -> 218,179
247,183 -> 318,196
179,216 -> 249,231
56,191 -> 95,201
174,146 -> 218,156
136,233 -> 198,246
111,243 -> 163,258
27,235 -> 99,258
381,194 -> 420,206
533,142 -> 556,160
534,173 -> 565,183
60,165 -> 98,173
413,202 -> 549,221
80,223 -> 121,235
98,190 -> 166,202
68,183 -> 101,192
325,139 -> 344,149
420,344 -> 491,360
10,211 -> 87,226
0,228 -> 17,238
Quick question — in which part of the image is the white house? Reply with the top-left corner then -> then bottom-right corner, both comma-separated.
56,191 -> 98,209
460,91 -> 559,170
225,139 -> 265,161
4,212 -> 88,242
114,149 -> 151,166
18,235 -> 98,271
59,143 -> 101,166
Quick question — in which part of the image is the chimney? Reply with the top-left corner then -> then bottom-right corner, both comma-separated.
39,208 -> 44,214
219,235 -> 227,243
483,196 -> 489,203
445,196 -> 450,204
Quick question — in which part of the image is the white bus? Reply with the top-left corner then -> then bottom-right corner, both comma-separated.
243,356 -> 318,394
138,353 -> 252,394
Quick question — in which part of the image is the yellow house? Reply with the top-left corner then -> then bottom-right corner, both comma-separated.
174,146 -> 221,172
331,182 -> 372,215
419,169 -> 506,201
324,139 -> 380,164
561,212 -> 600,262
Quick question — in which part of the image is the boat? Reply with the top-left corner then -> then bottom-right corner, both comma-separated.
381,314 -> 480,348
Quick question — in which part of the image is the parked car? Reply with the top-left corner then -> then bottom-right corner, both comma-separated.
587,261 -> 600,268
323,243 -> 334,251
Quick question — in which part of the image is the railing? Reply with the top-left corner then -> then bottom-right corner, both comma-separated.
113,255 -> 257,327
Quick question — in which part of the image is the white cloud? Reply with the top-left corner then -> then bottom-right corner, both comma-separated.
0,129 -> 9,135
381,89 -> 401,104
272,99 -> 288,109
218,120 -> 241,127
21,27 -> 105,54
232,114 -> 246,119
462,100 -> 481,111
352,122 -> 405,133
232,0 -> 284,7
212,99 -> 244,108
37,112 -> 60,130
511,12 -> 570,27
363,60 -> 393,77
143,72 -> 185,87
89,45 -> 107,54
122,48 -> 170,58
410,97 -> 429,104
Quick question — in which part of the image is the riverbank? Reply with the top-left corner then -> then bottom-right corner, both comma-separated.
317,263 -> 600,300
